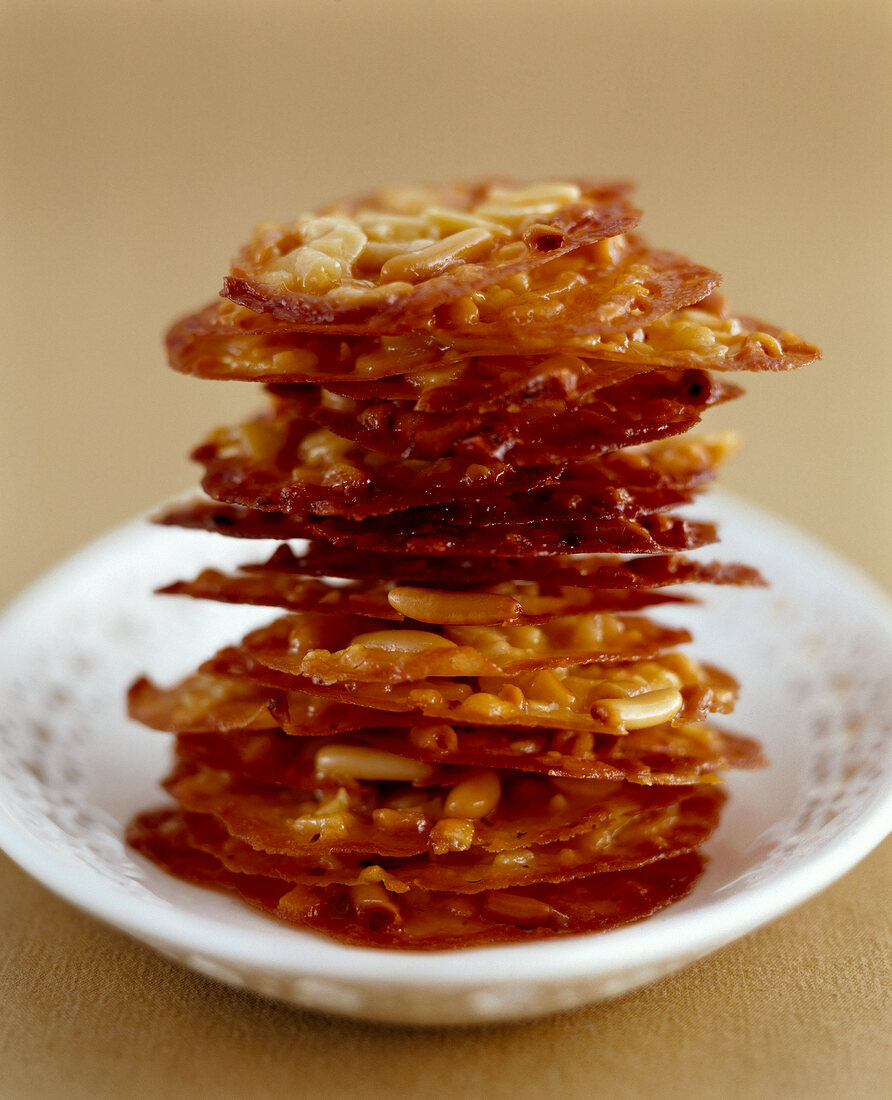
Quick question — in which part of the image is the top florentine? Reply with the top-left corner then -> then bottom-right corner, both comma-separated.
220,179 -> 723,337
179,178 -> 820,366
228,180 -> 638,295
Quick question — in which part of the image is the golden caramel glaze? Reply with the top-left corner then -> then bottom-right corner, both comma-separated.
263,367 -> 741,465
128,808 -> 706,948
193,412 -> 734,519
168,295 -> 817,386
234,543 -> 767,590
173,723 -> 765,790
222,180 -> 644,333
163,758 -> 719,860
173,782 -> 724,892
160,569 -> 691,623
233,610 -> 692,683
156,498 -> 720,556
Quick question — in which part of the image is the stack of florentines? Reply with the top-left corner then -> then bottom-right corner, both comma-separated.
127,180 -> 819,948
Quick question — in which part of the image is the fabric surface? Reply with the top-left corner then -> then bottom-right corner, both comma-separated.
0,841 -> 888,1100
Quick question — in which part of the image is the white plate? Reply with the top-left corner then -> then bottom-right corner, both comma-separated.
0,493 -> 890,1025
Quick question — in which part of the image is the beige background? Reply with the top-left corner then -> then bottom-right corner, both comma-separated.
1,1 -> 890,1097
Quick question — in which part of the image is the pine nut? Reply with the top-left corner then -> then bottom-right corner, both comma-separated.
314,744 -> 434,782
387,586 -> 521,625
593,687 -> 683,730
349,883 -> 401,925
444,771 -> 501,819
379,227 -> 495,283
458,692 -> 521,721
351,629 -> 457,653
483,892 -> 559,927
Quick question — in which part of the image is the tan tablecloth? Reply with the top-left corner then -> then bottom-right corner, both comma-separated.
2,1 -> 890,1095
0,840 -> 889,1100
